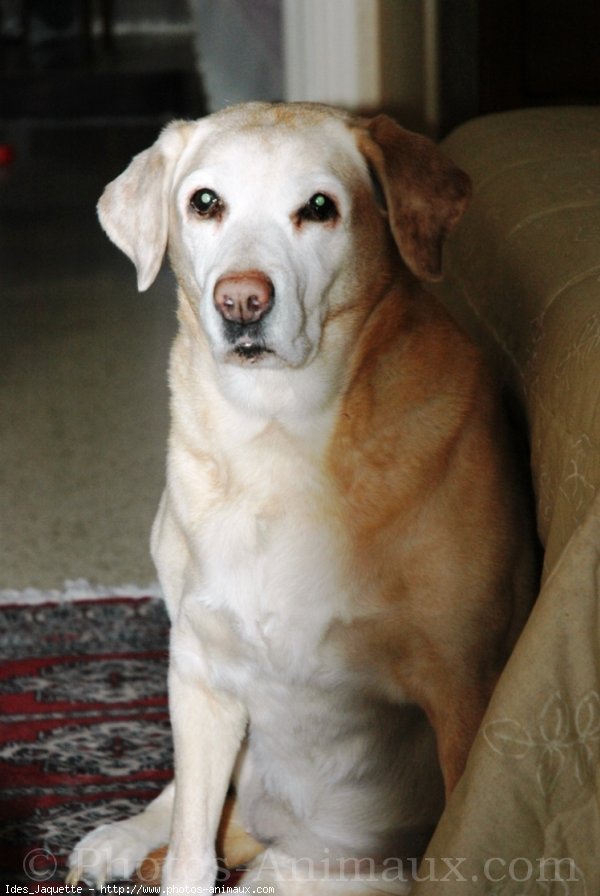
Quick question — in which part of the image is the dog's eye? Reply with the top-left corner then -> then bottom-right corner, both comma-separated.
299,193 -> 339,224
190,188 -> 222,217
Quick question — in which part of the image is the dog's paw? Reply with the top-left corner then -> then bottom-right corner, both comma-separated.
67,818 -> 160,886
161,851 -> 217,894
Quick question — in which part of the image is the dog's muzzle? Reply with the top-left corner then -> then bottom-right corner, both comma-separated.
213,271 -> 275,362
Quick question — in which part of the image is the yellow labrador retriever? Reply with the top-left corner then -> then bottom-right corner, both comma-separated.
68,102 -> 536,893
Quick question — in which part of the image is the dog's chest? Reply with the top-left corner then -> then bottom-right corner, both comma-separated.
184,434 -> 354,690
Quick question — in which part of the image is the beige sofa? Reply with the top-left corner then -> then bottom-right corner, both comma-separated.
414,107 -> 600,894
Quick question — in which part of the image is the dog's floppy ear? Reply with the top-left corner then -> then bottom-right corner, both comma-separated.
358,115 -> 471,281
97,121 -> 193,291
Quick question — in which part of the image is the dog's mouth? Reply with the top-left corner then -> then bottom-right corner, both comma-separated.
231,340 -> 275,364
222,319 -> 275,365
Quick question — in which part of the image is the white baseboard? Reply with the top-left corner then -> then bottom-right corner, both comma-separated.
0,579 -> 162,606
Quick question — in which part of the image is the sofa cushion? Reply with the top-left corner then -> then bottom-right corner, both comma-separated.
434,107 -> 600,574
412,107 -> 600,896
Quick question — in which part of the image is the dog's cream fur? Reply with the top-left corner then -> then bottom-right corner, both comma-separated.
68,103 -> 536,893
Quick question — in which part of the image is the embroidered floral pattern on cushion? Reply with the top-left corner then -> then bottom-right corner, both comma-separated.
484,690 -> 600,797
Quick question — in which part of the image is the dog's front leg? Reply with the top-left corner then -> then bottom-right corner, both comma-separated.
162,636 -> 247,889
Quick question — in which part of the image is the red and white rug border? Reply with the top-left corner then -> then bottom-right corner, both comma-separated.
0,578 -> 163,606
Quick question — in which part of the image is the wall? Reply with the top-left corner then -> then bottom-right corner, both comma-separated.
283,0 -> 439,134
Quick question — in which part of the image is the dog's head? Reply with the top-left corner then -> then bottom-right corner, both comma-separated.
98,102 -> 470,371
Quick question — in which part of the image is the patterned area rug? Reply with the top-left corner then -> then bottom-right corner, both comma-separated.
0,596 -> 172,886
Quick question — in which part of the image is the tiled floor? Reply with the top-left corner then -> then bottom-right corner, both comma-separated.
1,38 -> 202,591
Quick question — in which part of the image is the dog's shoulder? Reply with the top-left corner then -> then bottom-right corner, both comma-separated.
330,283 -> 489,474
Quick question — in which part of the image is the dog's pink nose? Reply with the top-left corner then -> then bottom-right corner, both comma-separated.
214,272 -> 274,324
